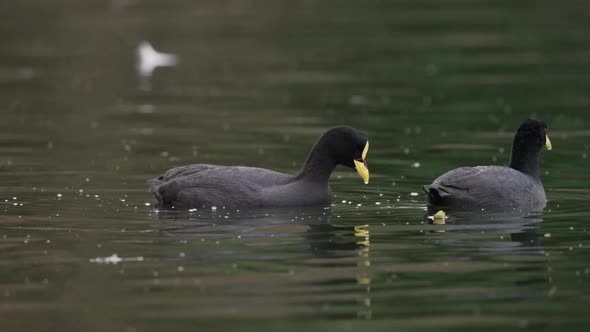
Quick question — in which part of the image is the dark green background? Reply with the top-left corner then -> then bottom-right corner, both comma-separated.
1,1 -> 589,331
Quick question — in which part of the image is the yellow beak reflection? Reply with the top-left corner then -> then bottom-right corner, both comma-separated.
545,135 -> 552,150
354,141 -> 370,184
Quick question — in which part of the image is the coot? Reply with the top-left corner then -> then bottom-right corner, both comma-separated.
148,126 -> 370,209
424,119 -> 552,212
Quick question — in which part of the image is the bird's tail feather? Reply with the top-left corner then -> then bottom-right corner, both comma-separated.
147,178 -> 163,202
423,185 -> 449,205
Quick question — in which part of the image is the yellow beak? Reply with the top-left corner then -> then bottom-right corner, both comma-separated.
545,135 -> 552,150
354,141 -> 370,184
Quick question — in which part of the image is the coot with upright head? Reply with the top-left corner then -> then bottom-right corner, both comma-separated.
424,119 -> 552,212
148,126 -> 370,209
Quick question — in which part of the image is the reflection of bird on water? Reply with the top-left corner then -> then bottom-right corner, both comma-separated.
424,210 -> 544,255
152,206 -> 332,235
423,210 -> 557,301
425,119 -> 552,213
354,224 -> 372,320
303,222 -> 372,319
154,207 -> 373,319
148,127 -> 370,209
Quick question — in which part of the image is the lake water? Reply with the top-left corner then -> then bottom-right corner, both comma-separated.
1,1 -> 590,331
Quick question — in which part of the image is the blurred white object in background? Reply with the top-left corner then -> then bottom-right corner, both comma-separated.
136,41 -> 178,77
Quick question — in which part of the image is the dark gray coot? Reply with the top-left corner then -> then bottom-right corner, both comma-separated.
148,126 -> 370,209
424,119 -> 552,212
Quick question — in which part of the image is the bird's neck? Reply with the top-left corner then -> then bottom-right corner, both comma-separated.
296,143 -> 336,182
509,143 -> 541,179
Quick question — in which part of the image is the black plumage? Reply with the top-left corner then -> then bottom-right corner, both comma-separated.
148,126 -> 369,209
424,119 -> 552,212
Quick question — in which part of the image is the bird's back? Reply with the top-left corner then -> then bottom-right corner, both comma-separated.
424,166 -> 546,211
148,164 -> 322,209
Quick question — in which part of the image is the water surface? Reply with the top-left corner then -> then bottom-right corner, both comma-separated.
1,1 -> 590,331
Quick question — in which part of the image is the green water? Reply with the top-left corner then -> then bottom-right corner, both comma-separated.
1,0 -> 590,331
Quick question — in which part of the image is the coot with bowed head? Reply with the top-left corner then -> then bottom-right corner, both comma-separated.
424,119 -> 552,212
148,126 -> 370,209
